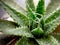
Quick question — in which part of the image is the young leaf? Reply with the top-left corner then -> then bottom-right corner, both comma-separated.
2,26 -> 33,38
36,0 -> 45,15
15,37 -> 38,45
36,36 -> 59,45
45,9 -> 60,23
26,0 -> 35,11
31,27 -> 44,37
0,0 -> 28,26
45,0 -> 60,17
45,17 -> 60,35
0,19 -> 16,31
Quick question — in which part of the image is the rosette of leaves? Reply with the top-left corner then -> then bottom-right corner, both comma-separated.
0,0 -> 60,45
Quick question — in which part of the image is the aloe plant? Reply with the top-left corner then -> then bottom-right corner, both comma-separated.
0,0 -> 60,45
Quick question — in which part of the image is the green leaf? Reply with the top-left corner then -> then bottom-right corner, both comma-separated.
0,19 -> 16,31
26,4 -> 37,30
0,0 -> 28,26
45,0 -> 60,17
26,0 -> 35,11
45,17 -> 60,35
45,9 -> 60,23
26,0 -> 38,30
31,27 -> 44,37
36,0 -> 45,15
36,36 -> 59,45
15,37 -> 38,45
40,18 -> 45,30
26,4 -> 36,20
2,26 -> 33,38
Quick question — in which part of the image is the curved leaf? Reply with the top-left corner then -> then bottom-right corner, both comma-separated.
36,36 -> 59,45
0,19 -> 17,31
15,37 -> 38,45
26,4 -> 36,20
26,4 -> 37,30
0,0 -> 28,26
2,26 -> 33,38
45,0 -> 60,17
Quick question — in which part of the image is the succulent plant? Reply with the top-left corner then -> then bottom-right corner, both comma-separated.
0,0 -> 60,45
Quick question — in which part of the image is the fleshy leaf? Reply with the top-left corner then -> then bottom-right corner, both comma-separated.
15,37 -> 38,45
36,0 -> 45,15
0,0 -> 28,26
2,26 -> 33,38
36,36 -> 59,45
45,0 -> 60,17
45,17 -> 60,35
45,9 -> 60,23
26,0 -> 35,11
0,19 -> 16,31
